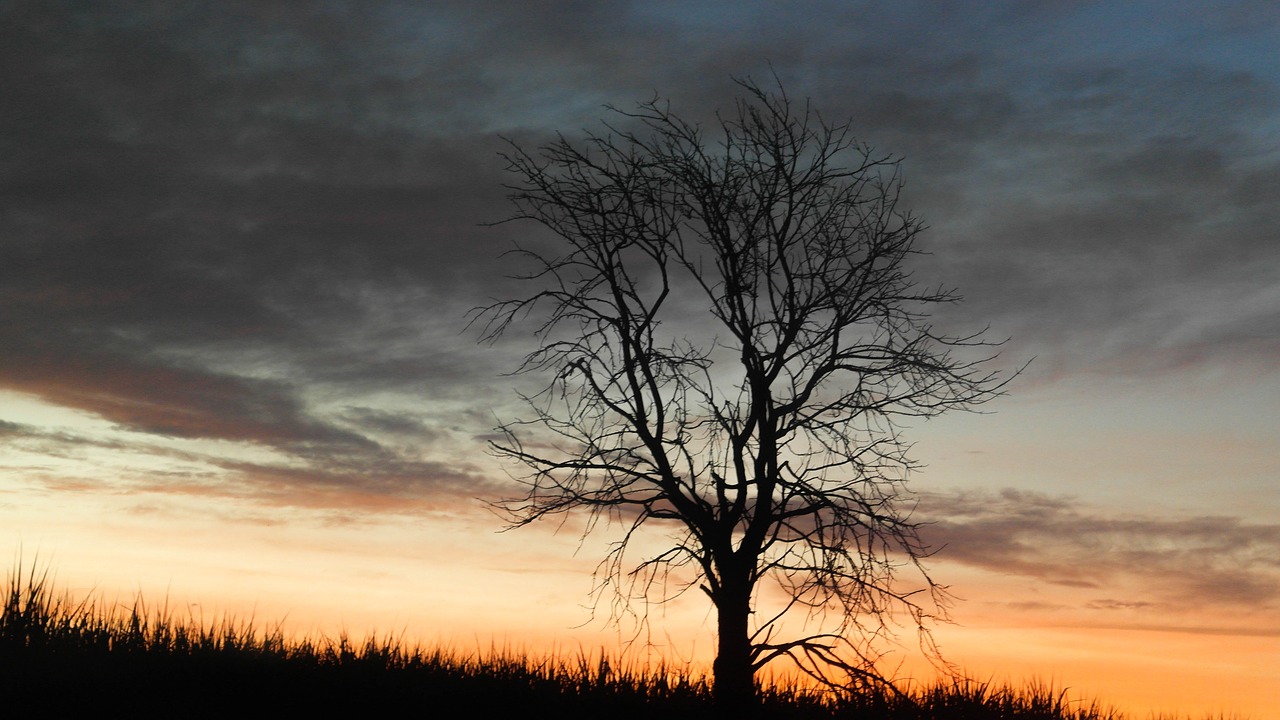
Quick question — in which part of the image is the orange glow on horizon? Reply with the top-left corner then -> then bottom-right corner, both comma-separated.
4,505 -> 1275,719
3,387 -> 1277,718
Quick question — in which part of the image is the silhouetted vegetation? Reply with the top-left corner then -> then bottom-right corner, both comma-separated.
0,563 -> 1241,719
479,75 -> 1016,713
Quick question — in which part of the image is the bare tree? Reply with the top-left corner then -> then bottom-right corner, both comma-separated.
477,77 -> 1009,714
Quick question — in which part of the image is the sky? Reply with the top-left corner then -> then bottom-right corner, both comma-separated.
2,0 -> 1278,715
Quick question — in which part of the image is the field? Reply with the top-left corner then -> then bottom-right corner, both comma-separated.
0,563 -> 1240,719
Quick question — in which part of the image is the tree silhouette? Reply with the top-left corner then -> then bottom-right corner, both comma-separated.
478,77 -> 1010,714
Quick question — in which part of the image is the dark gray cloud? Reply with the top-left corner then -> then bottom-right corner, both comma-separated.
2,0 -> 1277,513
1,1 -> 516,462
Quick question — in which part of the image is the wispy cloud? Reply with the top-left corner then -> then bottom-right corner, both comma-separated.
919,488 -> 1280,614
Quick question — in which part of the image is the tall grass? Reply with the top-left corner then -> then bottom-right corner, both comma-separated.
0,562 -> 1241,719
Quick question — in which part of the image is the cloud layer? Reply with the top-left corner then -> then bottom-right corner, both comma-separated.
2,1 -> 1277,600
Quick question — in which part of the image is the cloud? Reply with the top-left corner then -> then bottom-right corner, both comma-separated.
0,350 -> 364,446
5,412 -> 501,518
171,453 -> 500,515
0,420 -> 32,438
918,488 -> 1280,612
2,0 -> 1278,540
0,2 -> 521,458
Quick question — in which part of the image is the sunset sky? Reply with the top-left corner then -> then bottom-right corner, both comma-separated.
2,1 -> 1278,716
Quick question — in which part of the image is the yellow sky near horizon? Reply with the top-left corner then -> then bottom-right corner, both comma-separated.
4,377 -> 1280,718
3,470 -> 1276,719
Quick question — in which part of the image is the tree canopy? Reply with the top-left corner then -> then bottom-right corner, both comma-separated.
478,77 -> 1010,713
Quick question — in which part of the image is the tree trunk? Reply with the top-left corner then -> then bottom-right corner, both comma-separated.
713,574 -> 755,717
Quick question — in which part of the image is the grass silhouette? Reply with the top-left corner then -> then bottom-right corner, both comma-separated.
0,561 -> 1243,719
